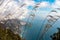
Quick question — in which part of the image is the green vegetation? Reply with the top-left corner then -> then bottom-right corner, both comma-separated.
50,28 -> 60,40
0,23 -> 22,40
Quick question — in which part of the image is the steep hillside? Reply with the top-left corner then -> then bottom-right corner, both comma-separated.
0,23 -> 22,40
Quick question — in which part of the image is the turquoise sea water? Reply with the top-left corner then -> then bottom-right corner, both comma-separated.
23,11 -> 60,40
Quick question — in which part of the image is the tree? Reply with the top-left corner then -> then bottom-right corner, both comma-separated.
50,28 -> 60,40
0,23 -> 22,40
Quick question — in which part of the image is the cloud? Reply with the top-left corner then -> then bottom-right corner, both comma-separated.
18,0 -> 51,9
35,1 -> 50,8
0,0 -> 28,20
51,0 -> 60,8
40,2 -> 50,7
23,0 -> 35,6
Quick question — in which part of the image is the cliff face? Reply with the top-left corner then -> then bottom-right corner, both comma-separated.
0,23 -> 22,40
50,28 -> 60,40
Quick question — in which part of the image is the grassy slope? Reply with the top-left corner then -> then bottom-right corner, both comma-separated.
0,23 -> 22,40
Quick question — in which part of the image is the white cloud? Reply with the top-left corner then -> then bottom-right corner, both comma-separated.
0,0 -> 28,20
51,0 -> 60,8
18,0 -> 50,8
24,0 -> 35,6
35,1 -> 50,8
40,2 -> 50,7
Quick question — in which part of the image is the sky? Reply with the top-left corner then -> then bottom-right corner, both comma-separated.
34,0 -> 55,3
18,0 -> 54,12
0,0 -> 60,40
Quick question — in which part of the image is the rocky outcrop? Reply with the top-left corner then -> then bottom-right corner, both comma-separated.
50,28 -> 60,40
